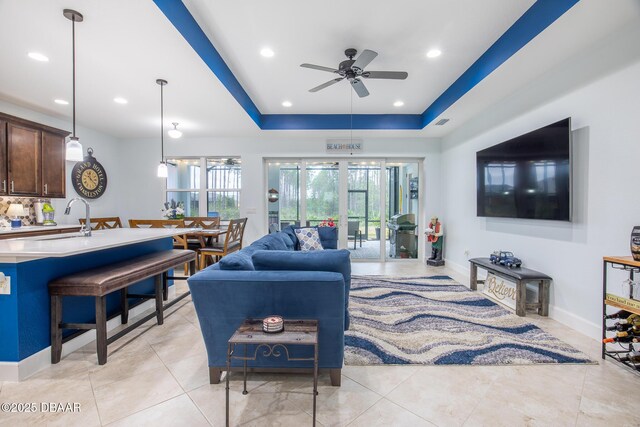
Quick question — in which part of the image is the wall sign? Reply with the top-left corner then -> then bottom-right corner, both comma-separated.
482,273 -> 537,311
71,148 -> 108,199
326,139 -> 363,153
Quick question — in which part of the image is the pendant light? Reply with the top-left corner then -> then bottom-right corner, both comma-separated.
168,122 -> 182,139
63,9 -> 84,162
156,79 -> 168,178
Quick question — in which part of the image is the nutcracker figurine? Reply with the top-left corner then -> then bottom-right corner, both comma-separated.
426,216 -> 444,266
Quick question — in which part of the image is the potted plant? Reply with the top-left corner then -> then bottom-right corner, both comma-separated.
162,199 -> 185,219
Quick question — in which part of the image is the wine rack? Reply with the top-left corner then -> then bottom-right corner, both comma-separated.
602,256 -> 640,372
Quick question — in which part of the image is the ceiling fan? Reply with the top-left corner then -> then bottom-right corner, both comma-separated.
301,48 -> 408,98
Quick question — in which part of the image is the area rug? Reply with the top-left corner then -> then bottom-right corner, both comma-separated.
345,275 -> 594,365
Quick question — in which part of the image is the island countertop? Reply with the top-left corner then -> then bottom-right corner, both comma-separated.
0,228 -> 194,263
0,224 -> 80,236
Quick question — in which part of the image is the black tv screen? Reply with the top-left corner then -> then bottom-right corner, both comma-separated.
476,118 -> 571,221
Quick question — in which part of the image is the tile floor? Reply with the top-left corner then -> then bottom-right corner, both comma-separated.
0,262 -> 638,426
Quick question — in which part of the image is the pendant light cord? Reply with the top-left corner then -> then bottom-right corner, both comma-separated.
160,82 -> 164,162
71,16 -> 76,138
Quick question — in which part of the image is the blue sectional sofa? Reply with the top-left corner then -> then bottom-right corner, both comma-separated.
187,226 -> 350,386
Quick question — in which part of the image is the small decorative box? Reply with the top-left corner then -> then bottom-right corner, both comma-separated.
262,315 -> 284,334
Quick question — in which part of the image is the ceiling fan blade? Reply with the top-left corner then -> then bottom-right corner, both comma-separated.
351,49 -> 378,71
363,71 -> 408,80
309,77 -> 344,92
300,63 -> 338,73
350,79 -> 369,98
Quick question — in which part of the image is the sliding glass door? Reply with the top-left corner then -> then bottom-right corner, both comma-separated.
266,159 -> 420,261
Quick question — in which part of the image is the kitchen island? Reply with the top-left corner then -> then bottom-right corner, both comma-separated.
0,228 -> 192,381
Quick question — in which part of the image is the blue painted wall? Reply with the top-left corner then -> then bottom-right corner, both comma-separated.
0,238 -> 173,362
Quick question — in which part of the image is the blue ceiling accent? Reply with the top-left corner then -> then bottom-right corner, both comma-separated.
153,0 -> 262,127
261,114 -> 423,130
420,0 -> 580,128
153,0 -> 579,131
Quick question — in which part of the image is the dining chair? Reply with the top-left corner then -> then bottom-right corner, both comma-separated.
183,216 -> 222,251
79,217 -> 123,230
183,216 -> 221,229
198,218 -> 248,268
128,219 -> 190,275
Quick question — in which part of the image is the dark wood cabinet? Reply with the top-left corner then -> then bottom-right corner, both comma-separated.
42,131 -> 66,198
0,112 -> 69,198
8,122 -> 41,196
0,120 -> 6,195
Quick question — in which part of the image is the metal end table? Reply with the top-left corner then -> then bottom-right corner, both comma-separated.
226,319 -> 319,426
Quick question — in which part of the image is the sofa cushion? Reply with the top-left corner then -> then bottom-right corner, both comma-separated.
252,249 -> 352,329
281,226 -> 298,248
317,226 -> 338,249
218,251 -> 255,271
252,233 -> 288,251
272,231 -> 295,250
295,228 -> 324,251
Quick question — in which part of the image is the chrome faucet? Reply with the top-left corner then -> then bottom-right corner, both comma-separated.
64,198 -> 91,236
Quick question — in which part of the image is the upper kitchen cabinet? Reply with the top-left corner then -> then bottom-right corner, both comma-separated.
0,112 -> 70,198
41,131 -> 66,198
0,120 -> 6,195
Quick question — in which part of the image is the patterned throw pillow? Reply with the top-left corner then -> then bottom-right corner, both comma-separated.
294,227 -> 324,252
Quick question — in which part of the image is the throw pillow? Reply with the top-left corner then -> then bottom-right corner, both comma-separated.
294,227 -> 324,252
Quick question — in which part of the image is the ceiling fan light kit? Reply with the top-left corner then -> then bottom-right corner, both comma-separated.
301,48 -> 408,97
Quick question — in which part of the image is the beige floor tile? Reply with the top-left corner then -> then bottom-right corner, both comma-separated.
348,398 -> 435,427
92,367 -> 184,425
88,343 -> 167,389
188,376 -> 299,427
342,365 -> 418,396
577,361 -> 640,425
104,394 -> 209,427
164,353 -> 210,392
149,327 -> 207,366
386,366 -> 499,426
288,375 -> 382,427
0,376 -> 101,427
463,365 -> 583,427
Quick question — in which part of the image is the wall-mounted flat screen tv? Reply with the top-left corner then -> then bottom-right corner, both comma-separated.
476,118 -> 571,221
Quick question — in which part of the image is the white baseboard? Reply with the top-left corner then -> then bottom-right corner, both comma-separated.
443,257 -> 601,340
0,286 -> 177,382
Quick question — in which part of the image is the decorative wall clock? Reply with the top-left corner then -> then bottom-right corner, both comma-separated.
71,148 -> 107,199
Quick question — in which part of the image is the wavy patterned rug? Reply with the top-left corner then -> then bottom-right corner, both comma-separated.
345,275 -> 594,365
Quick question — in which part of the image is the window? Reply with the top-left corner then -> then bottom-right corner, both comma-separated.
165,157 -> 241,219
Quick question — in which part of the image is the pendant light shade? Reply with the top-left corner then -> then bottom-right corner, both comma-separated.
66,136 -> 83,161
157,162 -> 168,178
168,122 -> 182,139
63,9 -> 84,161
156,79 -> 168,177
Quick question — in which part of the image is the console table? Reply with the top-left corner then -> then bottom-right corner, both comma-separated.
226,319 -> 319,427
469,258 -> 552,317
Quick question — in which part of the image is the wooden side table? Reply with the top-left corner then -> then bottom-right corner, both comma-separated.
225,319 -> 319,426
469,258 -> 552,317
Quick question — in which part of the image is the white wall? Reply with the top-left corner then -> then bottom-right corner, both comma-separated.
440,60 -> 640,338
0,100 -> 124,224
117,135 -> 441,244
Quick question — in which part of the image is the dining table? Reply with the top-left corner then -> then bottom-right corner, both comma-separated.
185,228 -> 227,248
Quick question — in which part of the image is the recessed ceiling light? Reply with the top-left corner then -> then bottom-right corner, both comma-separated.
113,97 -> 128,104
282,100 -> 292,107
28,52 -> 49,62
54,99 -> 69,105
393,100 -> 404,107
260,47 -> 275,58
426,49 -> 442,58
